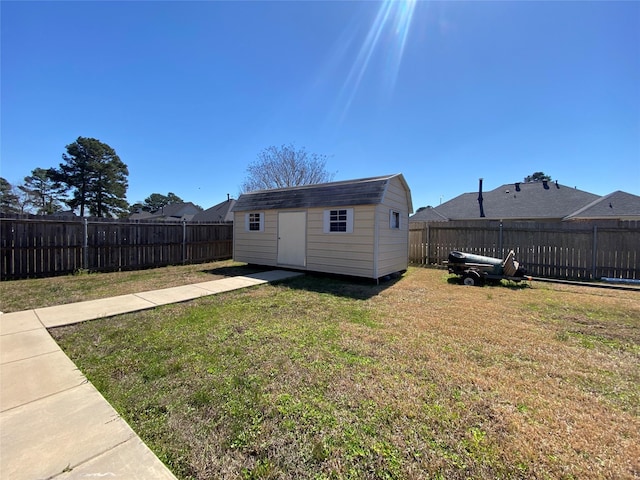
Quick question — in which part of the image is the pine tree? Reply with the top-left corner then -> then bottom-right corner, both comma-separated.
51,137 -> 129,217
19,168 -> 66,215
0,177 -> 20,214
143,192 -> 184,212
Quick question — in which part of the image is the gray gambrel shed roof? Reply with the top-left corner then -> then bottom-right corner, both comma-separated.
233,174 -> 413,212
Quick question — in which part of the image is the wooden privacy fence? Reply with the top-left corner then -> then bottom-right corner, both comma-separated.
0,215 -> 233,280
409,220 -> 640,280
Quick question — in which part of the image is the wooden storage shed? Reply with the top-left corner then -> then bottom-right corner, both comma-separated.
232,174 -> 413,280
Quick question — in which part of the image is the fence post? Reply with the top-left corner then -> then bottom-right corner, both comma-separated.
499,221 -> 503,257
425,223 -> 430,264
182,220 -> 187,264
592,224 -> 598,279
83,218 -> 89,270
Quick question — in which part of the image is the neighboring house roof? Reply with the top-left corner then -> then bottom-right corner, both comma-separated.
129,210 -> 154,220
426,181 -> 600,221
410,207 -> 449,222
563,191 -> 640,220
233,174 -> 413,213
192,198 -> 236,222
50,210 -> 78,218
129,202 -> 202,221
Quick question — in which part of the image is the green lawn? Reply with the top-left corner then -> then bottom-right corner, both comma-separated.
49,267 -> 640,479
0,260 -> 260,313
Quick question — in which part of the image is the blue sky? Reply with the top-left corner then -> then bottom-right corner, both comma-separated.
2,0 -> 639,211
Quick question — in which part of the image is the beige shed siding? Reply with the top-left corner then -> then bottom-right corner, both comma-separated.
306,206 -> 376,277
232,174 -> 412,278
376,177 -> 410,277
233,211 -> 278,265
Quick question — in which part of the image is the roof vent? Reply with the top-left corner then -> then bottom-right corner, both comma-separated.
555,180 -> 560,189
515,182 -> 521,192
542,180 -> 549,190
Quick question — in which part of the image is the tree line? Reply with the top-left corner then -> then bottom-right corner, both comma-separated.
1,136 -> 556,219
2,137 -> 193,217
1,139 -> 334,217
2,137 -> 135,217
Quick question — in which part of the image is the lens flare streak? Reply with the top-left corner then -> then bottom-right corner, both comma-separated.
338,0 -> 417,121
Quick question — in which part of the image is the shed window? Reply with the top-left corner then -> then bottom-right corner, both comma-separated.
245,212 -> 264,232
330,209 -> 348,232
323,208 -> 353,233
390,210 -> 401,229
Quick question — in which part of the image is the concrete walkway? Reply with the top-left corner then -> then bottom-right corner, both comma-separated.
0,270 -> 302,480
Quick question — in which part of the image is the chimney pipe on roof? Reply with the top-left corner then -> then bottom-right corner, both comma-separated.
227,193 -> 230,201
478,178 -> 485,218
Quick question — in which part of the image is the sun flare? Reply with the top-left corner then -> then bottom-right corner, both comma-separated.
338,0 -> 418,120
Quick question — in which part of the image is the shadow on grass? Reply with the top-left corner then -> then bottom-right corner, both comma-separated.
203,263 -> 404,300
445,275 -> 530,290
274,270 -> 403,300
199,264 -> 274,278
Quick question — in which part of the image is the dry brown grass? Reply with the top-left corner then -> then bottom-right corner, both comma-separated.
46,266 -> 640,479
372,271 -> 639,478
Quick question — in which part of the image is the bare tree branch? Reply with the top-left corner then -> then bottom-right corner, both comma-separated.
241,144 -> 335,193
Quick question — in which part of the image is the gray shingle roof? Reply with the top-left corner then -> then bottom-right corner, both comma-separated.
410,207 -> 449,222
564,191 -> 640,220
159,202 -> 201,219
233,174 -> 410,212
433,181 -> 600,220
129,202 -> 202,221
192,199 -> 236,222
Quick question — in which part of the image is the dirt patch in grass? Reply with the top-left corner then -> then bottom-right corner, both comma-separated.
0,260 -> 266,312
50,268 -> 640,479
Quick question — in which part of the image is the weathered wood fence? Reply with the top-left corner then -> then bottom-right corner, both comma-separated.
4,215 -> 638,281
409,220 -> 640,280
0,215 -> 233,280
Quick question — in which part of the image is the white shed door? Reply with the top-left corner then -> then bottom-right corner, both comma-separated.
277,211 -> 306,267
